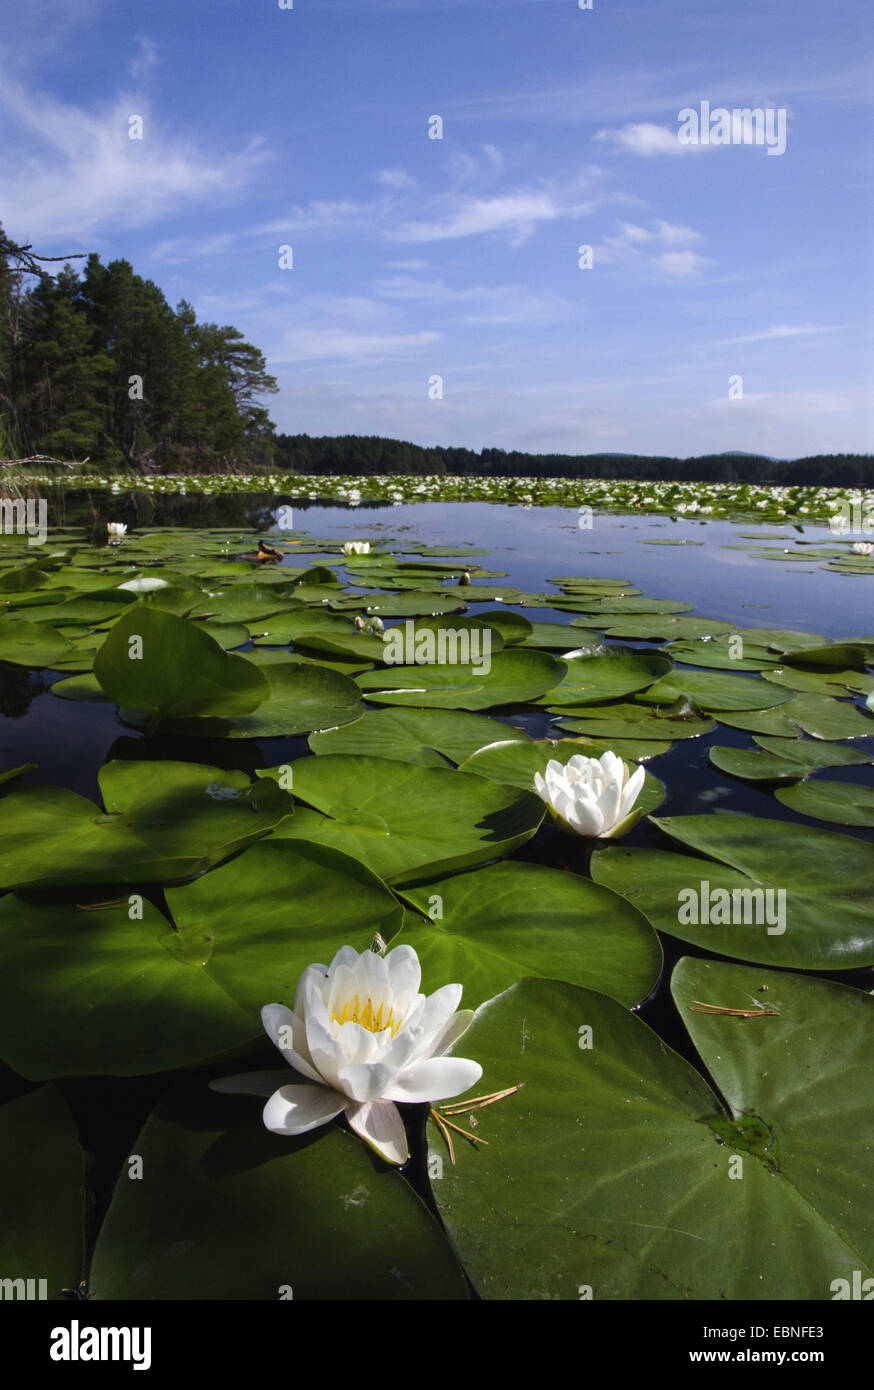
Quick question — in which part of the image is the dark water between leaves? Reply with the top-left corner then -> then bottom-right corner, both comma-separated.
1,494 -> 872,1270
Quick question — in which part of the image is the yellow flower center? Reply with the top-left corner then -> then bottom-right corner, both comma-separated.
331,994 -> 402,1037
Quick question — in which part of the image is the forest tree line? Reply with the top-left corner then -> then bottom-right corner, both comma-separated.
1,229 -> 870,486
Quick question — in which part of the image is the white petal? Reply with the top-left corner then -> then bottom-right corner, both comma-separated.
262,1084 -> 345,1135
382,1056 -> 483,1104
262,1004 -> 323,1083
419,1007 -> 475,1061
620,763 -> 646,816
337,1060 -> 397,1103
345,1099 -> 409,1164
385,943 -> 422,1000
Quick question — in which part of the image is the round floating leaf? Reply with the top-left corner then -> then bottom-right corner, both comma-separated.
534,647 -> 671,706
126,661 -> 364,740
591,813 -> 874,969
90,1090 -> 467,1300
165,839 -> 404,1017
50,672 -> 110,702
263,755 -> 544,886
671,956 -> 874,1275
0,1086 -> 84,1299
636,670 -> 794,712
583,616 -> 734,641
0,895 -> 258,1078
309,707 -> 530,767
399,861 -> 661,1008
428,977 -> 872,1299
710,740 -> 872,781
0,621 -> 72,668
355,649 -> 565,710
555,706 -> 715,741
94,608 -> 269,722
0,761 -> 294,889
774,779 -> 874,827
331,591 -> 468,618
660,638 -> 780,672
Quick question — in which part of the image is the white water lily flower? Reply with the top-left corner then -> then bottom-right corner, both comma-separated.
852,541 -> 873,555
211,944 -> 482,1165
106,522 -> 127,539
117,576 -> 169,593
342,540 -> 371,556
533,751 -> 645,839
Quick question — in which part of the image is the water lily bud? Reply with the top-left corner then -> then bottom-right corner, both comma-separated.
533,751 -> 646,839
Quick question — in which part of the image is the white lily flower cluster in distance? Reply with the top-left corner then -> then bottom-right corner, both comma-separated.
534,751 -> 645,839
212,944 -> 482,1165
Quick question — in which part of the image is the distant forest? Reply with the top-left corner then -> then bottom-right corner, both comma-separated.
1,228 -> 871,487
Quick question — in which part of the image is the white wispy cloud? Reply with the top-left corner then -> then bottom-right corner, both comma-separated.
0,78 -> 269,240
598,220 -> 709,278
593,122 -> 701,157
717,323 -> 844,345
271,328 -> 441,365
376,275 -> 572,324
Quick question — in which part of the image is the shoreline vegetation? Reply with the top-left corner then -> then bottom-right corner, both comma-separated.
0,228 -> 870,496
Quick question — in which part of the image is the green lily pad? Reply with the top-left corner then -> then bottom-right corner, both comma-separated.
398,861 -> 661,1008
261,755 -> 544,887
591,813 -> 874,968
355,650 -> 565,711
90,1090 -> 467,1300
637,670 -> 795,712
0,1086 -> 84,1298
555,705 -> 716,741
534,647 -> 672,706
710,740 -> 873,781
0,895 -> 258,1078
309,707 -> 530,767
774,779 -> 874,827
660,637 -> 780,672
0,761 -> 294,889
671,956 -> 874,1277
165,839 -> 404,1017
124,660 -> 364,740
94,608 -> 269,723
0,621 -> 72,668
427,975 -> 873,1299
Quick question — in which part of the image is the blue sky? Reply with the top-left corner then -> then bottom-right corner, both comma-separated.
2,0 -> 872,458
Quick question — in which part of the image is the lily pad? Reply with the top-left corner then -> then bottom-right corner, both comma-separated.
398,862 -> 661,1009
124,660 -> 364,740
534,647 -> 671,706
90,1090 -> 467,1300
309,707 -> 530,767
427,975 -> 873,1299
636,670 -> 795,712
0,894 -> 258,1077
710,740 -> 873,781
262,755 -> 544,887
0,1086 -> 84,1298
0,761 -> 294,889
591,813 -> 874,968
94,608 -> 269,723
774,779 -> 874,827
356,650 -> 565,711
